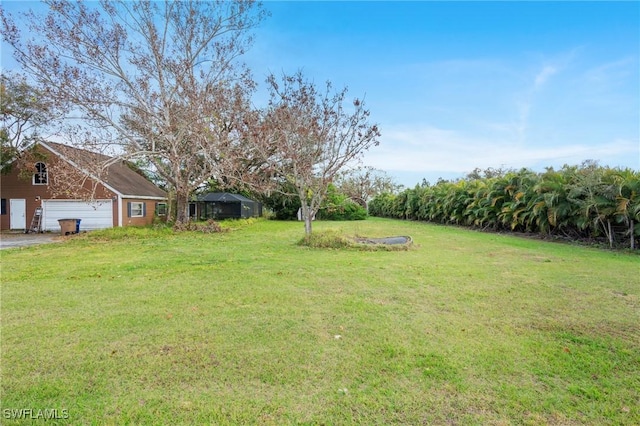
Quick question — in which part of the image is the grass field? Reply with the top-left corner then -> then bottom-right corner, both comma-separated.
1,218 -> 639,425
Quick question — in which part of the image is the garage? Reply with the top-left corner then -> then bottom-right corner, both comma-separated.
42,200 -> 113,232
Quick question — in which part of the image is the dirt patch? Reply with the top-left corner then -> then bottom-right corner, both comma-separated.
353,236 -> 412,245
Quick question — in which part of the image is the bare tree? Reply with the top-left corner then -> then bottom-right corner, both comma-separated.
0,72 -> 65,171
43,137 -> 119,202
251,71 -> 381,237
335,166 -> 401,210
0,72 -> 108,204
1,0 -> 267,224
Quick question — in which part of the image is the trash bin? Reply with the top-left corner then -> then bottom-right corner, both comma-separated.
58,219 -> 79,235
75,219 -> 81,233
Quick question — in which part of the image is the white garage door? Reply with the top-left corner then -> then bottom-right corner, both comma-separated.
42,200 -> 113,232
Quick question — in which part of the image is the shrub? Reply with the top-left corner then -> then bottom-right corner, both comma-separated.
298,229 -> 352,249
317,185 -> 367,221
173,219 -> 226,233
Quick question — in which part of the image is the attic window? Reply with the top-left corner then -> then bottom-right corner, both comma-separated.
33,162 -> 48,185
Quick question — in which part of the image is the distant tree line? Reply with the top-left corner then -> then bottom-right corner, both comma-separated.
237,167 -> 399,221
369,162 -> 640,249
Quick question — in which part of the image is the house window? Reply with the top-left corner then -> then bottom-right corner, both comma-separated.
1,199 -> 6,215
128,201 -> 146,217
33,162 -> 48,185
155,202 -> 167,216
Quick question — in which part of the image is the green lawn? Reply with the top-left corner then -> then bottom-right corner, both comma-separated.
1,218 -> 638,425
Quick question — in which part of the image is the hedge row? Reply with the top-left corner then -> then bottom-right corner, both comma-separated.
369,164 -> 640,249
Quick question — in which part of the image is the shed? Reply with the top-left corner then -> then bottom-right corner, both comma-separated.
196,193 -> 262,220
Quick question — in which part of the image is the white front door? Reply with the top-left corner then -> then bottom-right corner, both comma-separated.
10,199 -> 26,230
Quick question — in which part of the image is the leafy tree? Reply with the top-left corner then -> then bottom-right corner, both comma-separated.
259,181 -> 301,220
316,184 -> 367,221
1,0 -> 268,224
368,192 -> 396,218
250,71 -> 380,236
466,166 -> 510,180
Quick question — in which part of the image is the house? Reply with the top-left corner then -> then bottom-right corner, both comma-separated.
1,141 -> 167,232
193,192 -> 262,220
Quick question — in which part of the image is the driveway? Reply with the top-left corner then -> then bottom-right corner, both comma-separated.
0,232 -> 62,250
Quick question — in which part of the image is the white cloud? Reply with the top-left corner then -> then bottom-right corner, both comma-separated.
534,65 -> 558,89
363,125 -> 511,173
363,125 -> 639,177
584,57 -> 636,84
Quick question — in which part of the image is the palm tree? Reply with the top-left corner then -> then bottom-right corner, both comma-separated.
608,168 -> 640,249
531,168 -> 576,236
568,163 -> 617,247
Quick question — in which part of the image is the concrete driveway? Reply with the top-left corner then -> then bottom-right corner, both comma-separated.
0,232 -> 62,250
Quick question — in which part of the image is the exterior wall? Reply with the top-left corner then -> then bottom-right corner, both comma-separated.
1,157 -> 115,231
122,199 -> 166,227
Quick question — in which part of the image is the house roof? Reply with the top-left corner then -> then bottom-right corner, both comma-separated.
197,192 -> 257,203
42,141 -> 167,199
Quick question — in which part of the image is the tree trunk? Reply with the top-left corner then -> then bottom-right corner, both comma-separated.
631,220 -> 635,250
167,193 -> 175,223
301,203 -> 313,236
304,216 -> 312,236
175,189 -> 190,225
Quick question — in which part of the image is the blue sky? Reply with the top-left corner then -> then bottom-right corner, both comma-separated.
2,1 -> 639,188
248,1 -> 640,187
